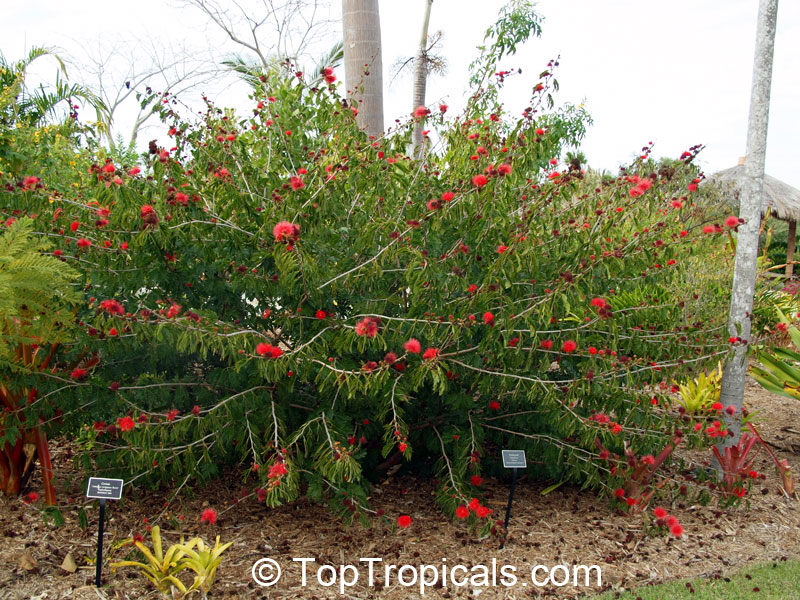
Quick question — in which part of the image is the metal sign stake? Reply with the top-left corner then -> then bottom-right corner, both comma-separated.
86,477 -> 124,588
95,498 -> 106,587
499,450 -> 526,550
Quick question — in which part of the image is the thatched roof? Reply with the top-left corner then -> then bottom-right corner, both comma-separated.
712,164 -> 800,223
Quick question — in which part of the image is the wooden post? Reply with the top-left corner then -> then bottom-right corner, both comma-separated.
787,220 -> 796,277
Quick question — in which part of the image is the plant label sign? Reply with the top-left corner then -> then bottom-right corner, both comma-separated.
86,477 -> 123,587
86,477 -> 124,500
501,449 -> 527,469
499,450 -> 525,549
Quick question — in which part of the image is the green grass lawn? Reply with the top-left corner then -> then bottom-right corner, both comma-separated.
591,560 -> 800,599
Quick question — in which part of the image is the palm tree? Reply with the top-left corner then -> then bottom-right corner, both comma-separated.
718,0 -> 779,453
222,40 -> 345,90
342,0 -> 384,138
0,47 -> 107,128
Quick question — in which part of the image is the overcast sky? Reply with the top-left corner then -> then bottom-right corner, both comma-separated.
3,1 -> 799,188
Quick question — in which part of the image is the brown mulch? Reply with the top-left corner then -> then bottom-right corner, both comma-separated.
2,377 -> 799,600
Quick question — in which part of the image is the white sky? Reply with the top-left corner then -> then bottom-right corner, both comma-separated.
3,1 -> 799,188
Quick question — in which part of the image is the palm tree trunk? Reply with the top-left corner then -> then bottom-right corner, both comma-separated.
411,0 -> 434,157
718,0 -> 779,453
342,0 -> 384,139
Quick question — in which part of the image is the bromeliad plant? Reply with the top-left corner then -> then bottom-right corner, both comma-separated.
675,362 -> 723,414
1,5 -> 738,520
111,526 -> 193,595
111,526 -> 232,598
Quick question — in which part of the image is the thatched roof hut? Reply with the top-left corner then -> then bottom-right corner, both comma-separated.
712,161 -> 800,276
713,164 -> 800,222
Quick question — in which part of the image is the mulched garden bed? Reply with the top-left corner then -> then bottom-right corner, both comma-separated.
2,376 -> 798,599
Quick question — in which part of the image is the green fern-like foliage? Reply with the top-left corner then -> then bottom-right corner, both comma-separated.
0,217 -> 79,364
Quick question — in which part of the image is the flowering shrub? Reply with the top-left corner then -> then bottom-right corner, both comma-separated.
0,11 -> 739,523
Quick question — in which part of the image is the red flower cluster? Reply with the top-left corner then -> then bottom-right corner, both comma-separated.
653,507 -> 684,538
459,497 -> 492,519
355,316 -> 380,338
99,298 -> 125,315
404,338 -> 421,354
422,347 -> 440,361
273,221 -> 300,244
140,204 -> 158,228
256,342 -> 284,358
322,67 -> 336,84
200,508 -> 218,524
117,416 -> 135,432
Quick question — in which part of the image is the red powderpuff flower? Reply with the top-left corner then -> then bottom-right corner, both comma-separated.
497,244 -> 509,254
441,191 -> 455,202
200,508 -> 218,524
413,105 -> 429,118
24,491 -> 40,503
476,506 -> 491,518
482,311 -> 495,326
166,302 -> 182,318
273,221 -> 300,243
315,309 -> 326,319
290,176 -> 305,191
439,104 -> 448,113
70,368 -> 87,380
472,174 -> 488,188
666,515 -> 678,527
468,284 -> 478,294
540,339 -> 553,350
468,497 -> 480,511
422,347 -> 440,361
77,238 -> 92,248
497,163 -> 512,176
398,442 -> 408,452
614,488 -> 626,498
117,416 -> 135,432
384,352 -> 397,364
166,409 -> 179,422
470,475 -> 483,487
397,515 -> 412,528
70,221 -> 80,232
489,400 -> 500,411
256,342 -> 272,356
508,337 -> 519,347
192,405 -> 201,416
268,461 -> 288,480
688,183 -> 698,192
671,200 -> 683,209
404,338 -> 421,354
588,346 -> 598,355
625,497 -> 637,507
355,317 -> 379,338
653,507 -> 668,519
702,225 -> 715,234
322,67 -> 336,84
590,297 -> 607,309
562,340 -> 577,353
724,216 -> 740,228
670,523 -> 684,537
455,505 -> 469,519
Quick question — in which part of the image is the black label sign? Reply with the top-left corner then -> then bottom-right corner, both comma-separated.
501,450 -> 527,469
86,477 -> 124,500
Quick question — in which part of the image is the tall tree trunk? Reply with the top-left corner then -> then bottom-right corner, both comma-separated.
718,0 -> 779,453
342,0 -> 384,139
411,0 -> 434,157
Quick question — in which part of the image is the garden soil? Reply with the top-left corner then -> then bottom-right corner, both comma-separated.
2,376 -> 799,599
